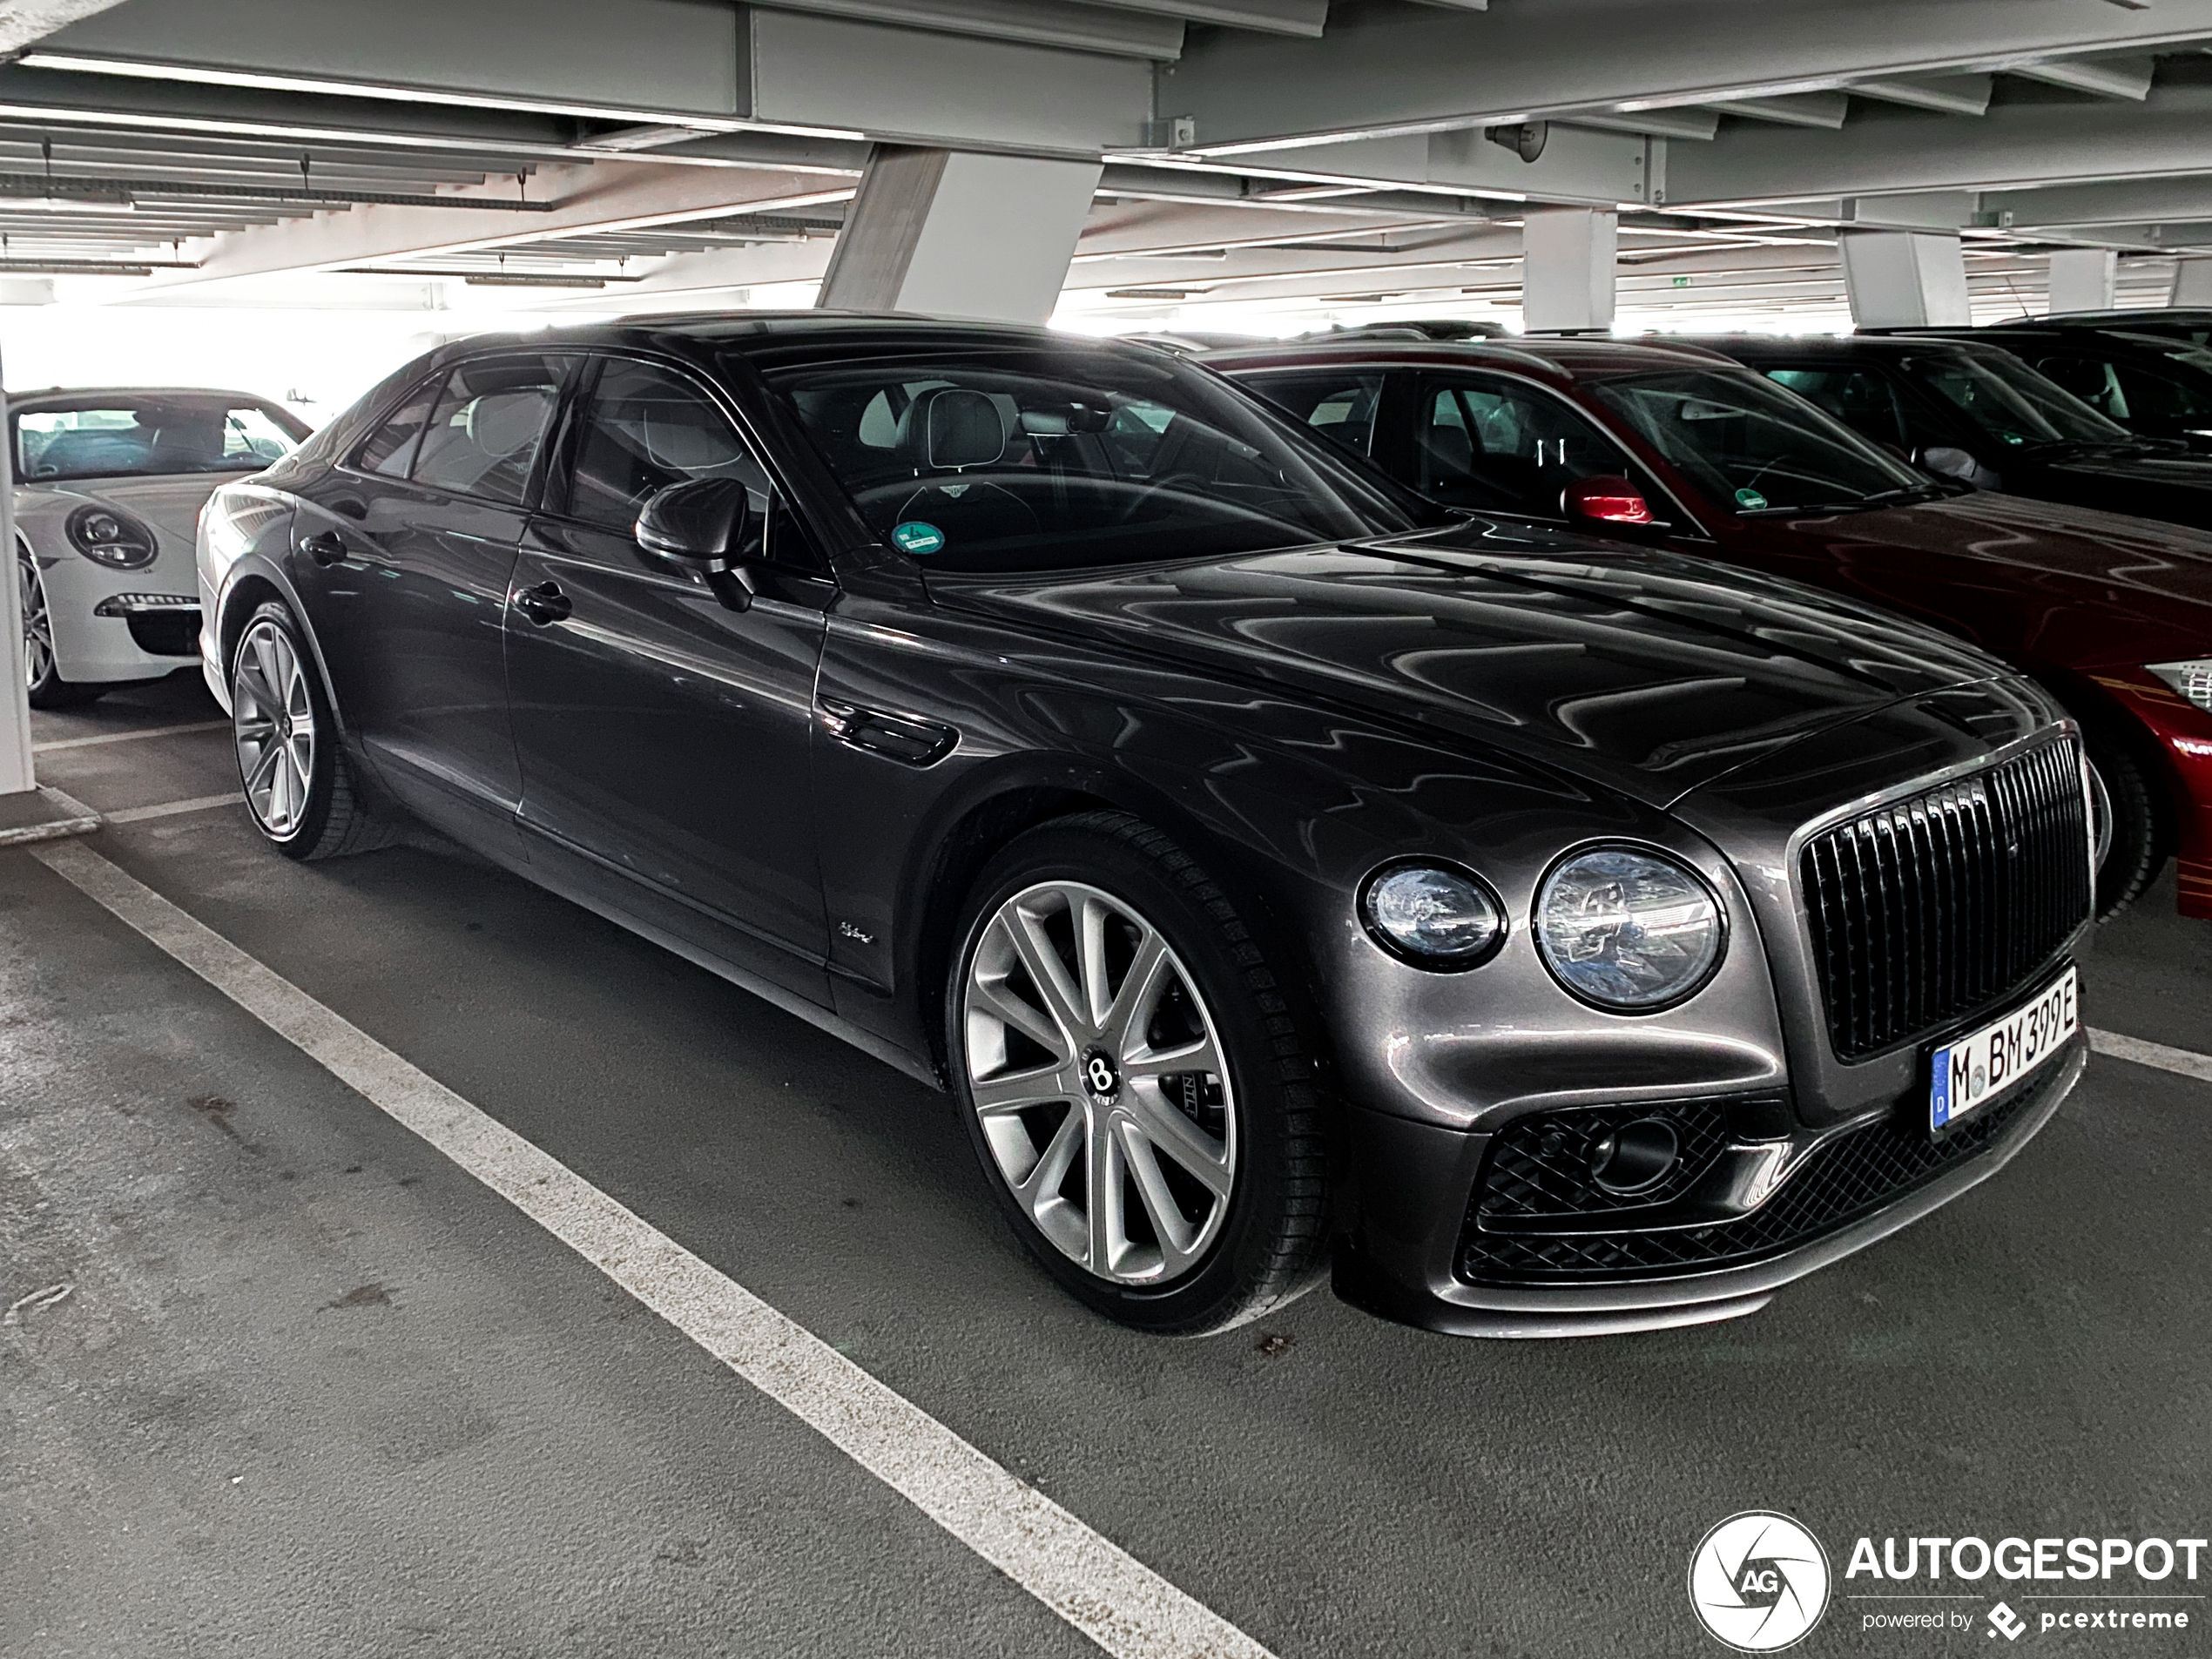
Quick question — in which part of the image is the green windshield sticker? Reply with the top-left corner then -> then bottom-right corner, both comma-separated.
1734,487 -> 1769,510
891,521 -> 946,556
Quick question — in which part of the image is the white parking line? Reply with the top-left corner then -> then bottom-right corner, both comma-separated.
24,838 -> 1276,1659
2088,1028 -> 2212,1086
102,792 -> 246,825
32,719 -> 228,753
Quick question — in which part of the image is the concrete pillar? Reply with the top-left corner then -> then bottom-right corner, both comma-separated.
816,145 -> 1103,325
2170,257 -> 2212,306
2047,247 -> 2117,314
1520,206 -> 1617,333
1,363 -> 33,799
1838,230 -> 1972,328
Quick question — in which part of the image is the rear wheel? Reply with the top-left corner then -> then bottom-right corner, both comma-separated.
947,812 -> 1327,1334
18,545 -> 103,709
229,600 -> 395,860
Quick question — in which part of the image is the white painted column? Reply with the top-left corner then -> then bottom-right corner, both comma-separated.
1520,206 -> 1617,334
1838,230 -> 1972,328
2169,257 -> 2212,306
2047,247 -> 2117,314
816,145 -> 1103,325
0,361 -> 34,799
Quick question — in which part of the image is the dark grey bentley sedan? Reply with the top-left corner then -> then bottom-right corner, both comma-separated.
198,315 -> 2094,1339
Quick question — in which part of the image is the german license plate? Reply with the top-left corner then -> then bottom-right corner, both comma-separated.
1928,966 -> 2078,1134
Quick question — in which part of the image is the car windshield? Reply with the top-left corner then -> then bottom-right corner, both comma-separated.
1904,351 -> 2129,447
14,396 -> 307,482
760,344 -> 1433,573
1588,368 -> 1927,513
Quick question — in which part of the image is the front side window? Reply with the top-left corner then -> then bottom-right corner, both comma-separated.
1415,375 -> 1642,516
1593,368 -> 1925,513
560,356 -> 813,569
408,355 -> 565,505
15,397 -> 307,483
1905,350 -> 2127,447
1238,371 -> 1386,456
761,345 -> 1427,573
1760,368 -> 1914,454
2111,356 -> 2212,431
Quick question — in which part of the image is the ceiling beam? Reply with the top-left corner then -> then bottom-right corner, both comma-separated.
2010,55 -> 2156,100
1847,73 -> 1993,116
1082,0 -> 1328,37
1983,177 -> 2212,228
1703,91 -> 1851,129
1156,0 -> 2212,153
745,0 -> 1185,60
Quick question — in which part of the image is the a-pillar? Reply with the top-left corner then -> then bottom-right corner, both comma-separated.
1838,230 -> 1972,328
2047,248 -> 2117,314
1521,206 -> 1616,334
2169,257 -> 2212,306
816,145 -> 1103,325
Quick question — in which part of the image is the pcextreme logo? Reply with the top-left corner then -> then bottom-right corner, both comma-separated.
1689,1511 -> 1834,1652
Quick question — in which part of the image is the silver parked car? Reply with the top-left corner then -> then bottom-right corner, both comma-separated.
13,388 -> 308,707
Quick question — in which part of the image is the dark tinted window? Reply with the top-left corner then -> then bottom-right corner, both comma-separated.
356,378 -> 441,479
1905,350 -> 2125,446
764,346 -> 1425,573
14,396 -> 306,482
1761,368 -> 1914,454
1415,375 -> 1641,516
409,355 -> 565,504
563,356 -> 815,570
1238,371 -> 1386,456
2107,355 -> 2212,431
1595,368 -> 1924,512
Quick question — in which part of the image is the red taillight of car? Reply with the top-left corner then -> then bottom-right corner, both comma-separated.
1564,475 -> 1655,524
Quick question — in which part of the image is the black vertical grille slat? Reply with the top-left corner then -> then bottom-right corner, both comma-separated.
1798,740 -> 2090,1061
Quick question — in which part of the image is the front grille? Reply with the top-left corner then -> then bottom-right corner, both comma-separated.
1458,1058 -> 2063,1283
1801,739 -> 2090,1061
125,611 -> 199,657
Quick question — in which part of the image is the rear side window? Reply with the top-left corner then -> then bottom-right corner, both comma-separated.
408,355 -> 566,505
357,379 -> 441,479
1238,371 -> 1386,456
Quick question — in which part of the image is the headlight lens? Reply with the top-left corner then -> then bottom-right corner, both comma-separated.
2146,658 -> 2212,712
1536,846 -> 1724,1010
1360,861 -> 1505,969
65,502 -> 158,570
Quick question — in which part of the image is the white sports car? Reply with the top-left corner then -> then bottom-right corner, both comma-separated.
14,388 -> 309,707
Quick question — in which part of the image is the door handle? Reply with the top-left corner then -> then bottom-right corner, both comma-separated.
300,530 -> 347,567
514,579 -> 573,626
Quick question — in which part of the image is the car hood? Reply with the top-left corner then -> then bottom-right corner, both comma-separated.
16,472 -> 239,544
1765,489 -> 2212,667
922,520 -> 2013,810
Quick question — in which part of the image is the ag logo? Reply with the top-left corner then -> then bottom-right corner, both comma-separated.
1689,1512 -> 1831,1652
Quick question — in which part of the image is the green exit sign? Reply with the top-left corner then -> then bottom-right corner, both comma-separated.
1671,276 -> 1691,288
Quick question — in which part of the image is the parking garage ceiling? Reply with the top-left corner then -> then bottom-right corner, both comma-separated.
2,0 -> 2212,320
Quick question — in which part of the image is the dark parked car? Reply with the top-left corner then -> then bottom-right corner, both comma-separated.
1882,318 -> 2212,448
1207,336 -> 2212,920
200,315 -> 2093,1339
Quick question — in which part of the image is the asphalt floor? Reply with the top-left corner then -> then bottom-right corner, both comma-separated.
3,672 -> 2208,1659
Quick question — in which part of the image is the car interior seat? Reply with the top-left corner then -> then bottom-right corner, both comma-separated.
891,386 -> 1042,546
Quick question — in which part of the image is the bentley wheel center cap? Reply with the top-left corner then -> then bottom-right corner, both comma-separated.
1081,1049 -> 1121,1106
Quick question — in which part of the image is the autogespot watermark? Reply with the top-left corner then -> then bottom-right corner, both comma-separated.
1690,1515 -> 2208,1648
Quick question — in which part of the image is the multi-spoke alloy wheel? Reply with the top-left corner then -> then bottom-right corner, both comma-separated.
17,547 -> 54,693
963,879 -> 1238,1286
232,615 -> 319,839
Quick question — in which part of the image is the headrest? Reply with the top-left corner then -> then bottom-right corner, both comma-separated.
465,390 -> 550,459
898,387 -> 1005,471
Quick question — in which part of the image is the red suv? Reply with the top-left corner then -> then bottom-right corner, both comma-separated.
1205,337 -> 2212,920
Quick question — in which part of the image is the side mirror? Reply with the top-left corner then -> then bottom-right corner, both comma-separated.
1917,445 -> 1984,486
1564,474 -> 1657,527
635,477 -> 755,610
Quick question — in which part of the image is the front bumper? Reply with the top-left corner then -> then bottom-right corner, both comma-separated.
1332,1037 -> 2084,1338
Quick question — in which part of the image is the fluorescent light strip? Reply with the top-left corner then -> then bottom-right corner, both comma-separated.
16,53 -> 866,143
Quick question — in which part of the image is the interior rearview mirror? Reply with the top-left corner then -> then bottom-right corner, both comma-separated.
635,477 -> 755,610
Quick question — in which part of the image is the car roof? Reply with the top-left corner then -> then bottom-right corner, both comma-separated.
5,385 -> 288,414
1993,307 -> 2212,330
418,310 -> 1159,365
1197,334 -> 1738,383
1670,332 -> 1997,362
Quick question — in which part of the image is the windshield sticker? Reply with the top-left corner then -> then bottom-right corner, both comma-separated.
1733,487 -> 1769,509
892,520 -> 947,556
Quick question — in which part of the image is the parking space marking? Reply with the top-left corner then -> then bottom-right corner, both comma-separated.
23,838 -> 1276,1659
2089,1028 -> 2212,1086
32,719 -> 228,753
103,793 -> 246,825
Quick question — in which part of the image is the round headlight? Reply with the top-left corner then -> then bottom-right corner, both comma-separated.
65,502 -> 158,570
1360,861 -> 1505,969
1535,846 -> 1724,1010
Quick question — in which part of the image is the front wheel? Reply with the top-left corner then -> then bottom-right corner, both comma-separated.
2084,736 -> 2166,921
18,545 -> 103,709
947,812 -> 1327,1334
229,601 -> 395,860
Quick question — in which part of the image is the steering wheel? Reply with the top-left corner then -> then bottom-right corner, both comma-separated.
1110,470 -> 1214,526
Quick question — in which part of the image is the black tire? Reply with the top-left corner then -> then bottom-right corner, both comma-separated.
229,600 -> 398,861
2084,734 -> 2166,921
945,811 -> 1328,1334
18,545 -> 105,710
